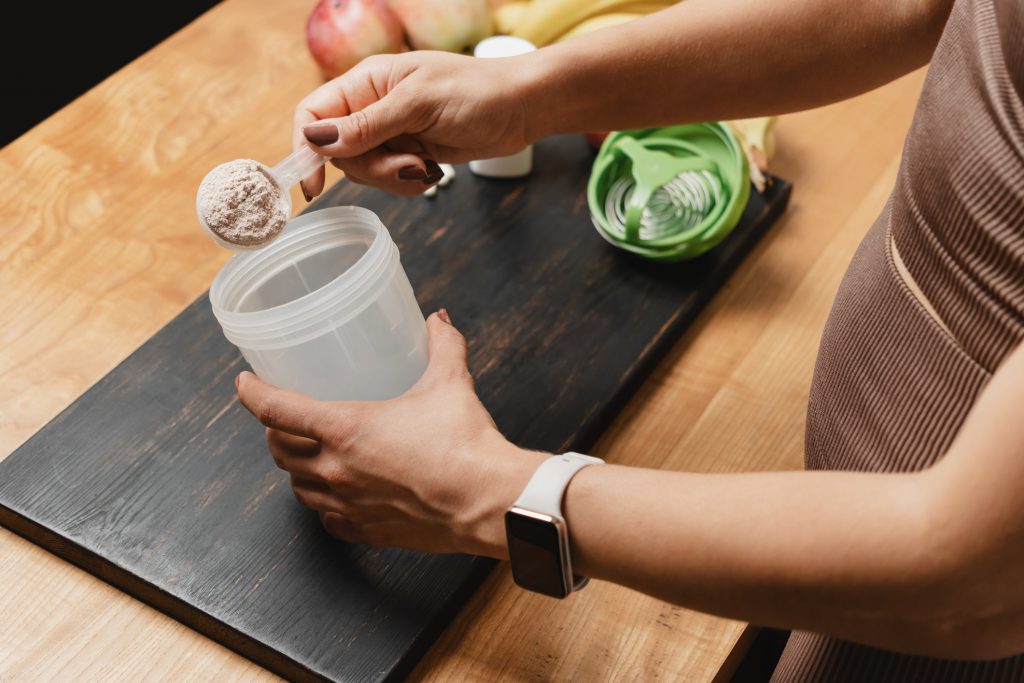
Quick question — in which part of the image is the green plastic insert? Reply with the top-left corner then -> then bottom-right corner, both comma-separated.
588,123 -> 750,261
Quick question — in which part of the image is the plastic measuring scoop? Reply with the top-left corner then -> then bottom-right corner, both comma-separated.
196,145 -> 325,251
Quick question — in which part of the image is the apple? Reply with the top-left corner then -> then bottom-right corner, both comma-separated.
306,0 -> 406,78
584,131 -> 610,149
388,0 -> 492,53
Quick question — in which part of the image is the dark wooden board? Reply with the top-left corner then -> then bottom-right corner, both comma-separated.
0,135 -> 790,682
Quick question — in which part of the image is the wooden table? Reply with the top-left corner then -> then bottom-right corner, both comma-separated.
0,0 -> 927,679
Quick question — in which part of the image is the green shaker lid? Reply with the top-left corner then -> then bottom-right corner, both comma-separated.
588,123 -> 750,261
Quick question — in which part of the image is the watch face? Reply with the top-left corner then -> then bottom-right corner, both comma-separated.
505,509 -> 569,598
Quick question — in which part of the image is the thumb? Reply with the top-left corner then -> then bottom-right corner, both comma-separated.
418,310 -> 471,387
304,91 -> 422,159
235,371 -> 335,440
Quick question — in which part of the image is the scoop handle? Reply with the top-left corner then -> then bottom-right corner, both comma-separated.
271,145 -> 325,190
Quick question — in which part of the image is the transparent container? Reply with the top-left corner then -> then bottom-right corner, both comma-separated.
210,206 -> 427,401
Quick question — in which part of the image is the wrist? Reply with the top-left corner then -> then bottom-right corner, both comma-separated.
517,47 -> 578,143
560,461 -> 605,579
460,432 -> 548,559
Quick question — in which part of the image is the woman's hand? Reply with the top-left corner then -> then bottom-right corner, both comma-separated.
290,0 -> 950,200
293,51 -> 538,199
235,310 -> 545,557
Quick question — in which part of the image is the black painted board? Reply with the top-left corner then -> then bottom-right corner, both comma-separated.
0,135 -> 791,682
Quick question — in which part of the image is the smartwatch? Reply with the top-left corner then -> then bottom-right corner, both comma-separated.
505,452 -> 604,598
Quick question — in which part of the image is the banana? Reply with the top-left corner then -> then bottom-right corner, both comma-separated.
614,2 -> 675,12
514,0 -> 677,46
727,117 -> 777,193
495,1 -> 531,35
555,11 -> 656,42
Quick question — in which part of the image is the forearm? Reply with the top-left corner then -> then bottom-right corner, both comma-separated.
520,0 -> 952,138
553,341 -> 1024,659
563,465 -> 951,654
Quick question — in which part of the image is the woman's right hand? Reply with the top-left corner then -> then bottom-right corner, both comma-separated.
294,51 -> 539,198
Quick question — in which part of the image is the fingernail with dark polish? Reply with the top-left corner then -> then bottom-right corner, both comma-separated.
423,159 -> 444,185
398,165 -> 428,181
303,123 -> 339,146
438,308 -> 452,325
300,181 -> 312,203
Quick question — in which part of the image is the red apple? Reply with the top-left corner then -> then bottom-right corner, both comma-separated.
306,0 -> 406,78
388,0 -> 492,53
584,131 -> 610,149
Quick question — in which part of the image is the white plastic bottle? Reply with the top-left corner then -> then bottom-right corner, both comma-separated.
468,36 -> 538,179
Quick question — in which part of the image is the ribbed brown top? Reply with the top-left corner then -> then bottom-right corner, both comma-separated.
772,0 -> 1024,679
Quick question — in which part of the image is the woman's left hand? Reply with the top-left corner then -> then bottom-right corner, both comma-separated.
235,310 -> 544,558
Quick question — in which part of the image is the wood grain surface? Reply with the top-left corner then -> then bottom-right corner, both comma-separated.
0,0 -> 928,677
0,131 -> 789,681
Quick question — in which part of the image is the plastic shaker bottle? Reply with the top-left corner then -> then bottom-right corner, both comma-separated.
208,206 -> 428,401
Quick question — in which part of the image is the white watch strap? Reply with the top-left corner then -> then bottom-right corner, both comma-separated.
512,452 -> 604,520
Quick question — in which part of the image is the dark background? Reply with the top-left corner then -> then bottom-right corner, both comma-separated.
3,1 -> 222,147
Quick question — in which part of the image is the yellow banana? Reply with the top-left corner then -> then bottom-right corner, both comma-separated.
514,0 -> 677,46
495,1 -> 531,35
730,117 -> 776,158
727,116 -> 777,192
555,12 -> 648,42
615,2 -> 674,12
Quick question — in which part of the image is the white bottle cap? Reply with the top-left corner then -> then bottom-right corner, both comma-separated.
469,36 -> 537,179
473,35 -> 537,58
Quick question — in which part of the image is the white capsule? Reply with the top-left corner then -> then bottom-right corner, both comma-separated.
423,184 -> 439,198
439,163 -> 456,187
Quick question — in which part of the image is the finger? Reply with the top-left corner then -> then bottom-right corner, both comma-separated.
303,90 -> 426,160
331,166 -> 436,196
385,134 -> 427,156
294,107 -> 330,199
329,161 -> 422,196
268,429 -> 320,458
267,429 -> 324,478
320,511 -> 360,542
330,147 -> 432,187
291,481 -> 344,514
293,61 -> 421,197
329,158 -> 437,197
236,371 -> 336,439
291,473 -> 330,492
294,74 -> 365,199
301,164 -> 326,202
417,310 -> 471,387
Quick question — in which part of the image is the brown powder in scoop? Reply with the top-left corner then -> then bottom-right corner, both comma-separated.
198,159 -> 289,247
